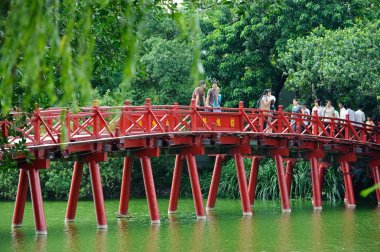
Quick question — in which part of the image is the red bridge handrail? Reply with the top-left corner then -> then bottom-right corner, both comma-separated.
0,99 -> 378,148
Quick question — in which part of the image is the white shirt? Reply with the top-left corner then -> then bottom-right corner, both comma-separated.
354,109 -> 365,123
312,106 -> 323,117
340,108 -> 348,120
347,108 -> 355,121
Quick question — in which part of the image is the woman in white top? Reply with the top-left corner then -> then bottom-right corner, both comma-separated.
312,99 -> 324,117
323,100 -> 335,122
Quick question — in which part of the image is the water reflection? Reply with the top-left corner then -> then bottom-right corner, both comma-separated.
342,208 -> 355,251
311,210 -> 323,252
145,224 -> 160,252
11,228 -> 25,252
117,219 -> 131,252
96,229 -> 107,252
278,213 -> 291,252
168,215 -> 180,251
206,211 -> 220,251
239,216 -> 253,252
192,220 -> 206,251
34,234 -> 47,252
64,222 -> 79,251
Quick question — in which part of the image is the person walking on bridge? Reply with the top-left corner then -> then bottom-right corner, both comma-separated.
206,79 -> 221,112
192,80 -> 208,108
259,89 -> 275,133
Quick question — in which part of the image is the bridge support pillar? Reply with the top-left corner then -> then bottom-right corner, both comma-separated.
234,154 -> 252,216
206,155 -> 226,211
12,169 -> 29,228
371,166 -> 380,205
186,154 -> 206,220
28,169 -> 47,235
89,160 -> 108,228
65,161 -> 83,222
248,156 -> 261,207
118,157 -> 133,217
168,155 -> 184,214
285,159 -> 296,198
310,157 -> 322,210
341,162 -> 356,208
140,156 -> 160,224
274,155 -> 291,212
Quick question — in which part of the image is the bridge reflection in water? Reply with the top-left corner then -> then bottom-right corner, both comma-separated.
1,98 -> 380,234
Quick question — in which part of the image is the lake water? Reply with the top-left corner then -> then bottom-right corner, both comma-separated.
0,199 -> 379,251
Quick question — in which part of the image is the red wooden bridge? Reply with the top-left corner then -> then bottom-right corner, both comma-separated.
1,98 -> 380,235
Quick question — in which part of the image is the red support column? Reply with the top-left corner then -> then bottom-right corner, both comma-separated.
248,156 -> 261,207
310,157 -> 322,210
168,155 -> 184,214
234,154 -> 252,216
12,169 -> 29,227
89,160 -> 108,228
206,155 -> 225,210
65,162 -> 83,222
118,157 -> 133,217
28,169 -> 47,235
140,156 -> 160,224
341,161 -> 356,208
371,166 -> 380,205
274,155 -> 291,212
186,154 -> 206,220
285,159 -> 296,198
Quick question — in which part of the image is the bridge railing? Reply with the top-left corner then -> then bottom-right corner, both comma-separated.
0,99 -> 378,148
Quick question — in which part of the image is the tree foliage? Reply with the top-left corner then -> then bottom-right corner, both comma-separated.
279,21 -> 380,111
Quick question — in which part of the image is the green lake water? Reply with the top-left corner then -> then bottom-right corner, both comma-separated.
0,199 -> 379,251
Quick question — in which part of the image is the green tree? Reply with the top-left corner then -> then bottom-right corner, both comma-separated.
202,0 -> 380,107
279,21 -> 380,113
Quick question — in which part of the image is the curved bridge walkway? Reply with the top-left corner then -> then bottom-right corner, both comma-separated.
1,98 -> 380,234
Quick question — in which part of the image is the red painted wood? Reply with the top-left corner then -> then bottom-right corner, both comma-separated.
206,155 -> 225,210
65,161 -> 83,222
274,155 -> 291,212
186,154 -> 206,219
12,169 -> 29,227
234,154 -> 252,215
140,156 -> 160,223
248,156 -> 261,207
89,160 -> 108,228
28,169 -> 47,235
118,157 -> 133,217
168,155 -> 184,213
310,157 -> 322,210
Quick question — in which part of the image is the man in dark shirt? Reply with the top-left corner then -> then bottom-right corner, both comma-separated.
192,80 -> 207,107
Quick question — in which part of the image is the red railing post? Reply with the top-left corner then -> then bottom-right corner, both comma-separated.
168,154 -> 184,213
206,154 -> 225,210
118,156 -> 133,217
190,99 -> 197,131
169,102 -> 179,132
119,100 -> 131,134
278,105 -> 284,133
238,101 -> 245,131
33,104 -> 41,144
65,161 -> 84,222
145,98 -> 152,133
311,110 -> 318,135
93,100 -> 100,138
345,114 -> 350,139
248,156 -> 261,207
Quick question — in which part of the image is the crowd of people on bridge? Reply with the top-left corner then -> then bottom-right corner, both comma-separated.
191,80 -> 375,130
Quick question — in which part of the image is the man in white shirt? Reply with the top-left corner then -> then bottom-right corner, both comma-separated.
339,103 -> 348,120
354,108 -> 366,124
346,106 -> 356,122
